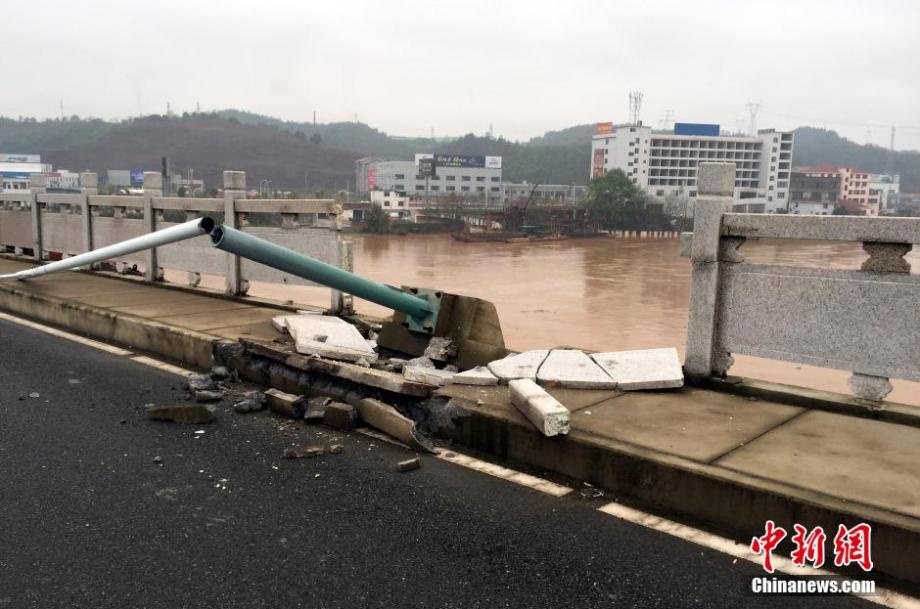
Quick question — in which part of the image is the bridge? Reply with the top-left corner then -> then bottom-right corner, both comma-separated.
1,165 -> 918,592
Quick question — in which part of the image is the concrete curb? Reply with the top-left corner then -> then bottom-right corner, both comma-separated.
0,283 -> 217,369
694,375 -> 920,429
438,394 -> 920,589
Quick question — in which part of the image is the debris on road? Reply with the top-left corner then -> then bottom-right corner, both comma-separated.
264,388 -> 306,419
304,396 -> 332,423
329,444 -> 344,454
487,350 -> 549,383
153,455 -> 163,465
194,389 -> 223,403
509,379 -> 570,437
403,365 -> 455,386
452,365 -> 499,386
323,402 -> 358,430
590,348 -> 684,390
396,457 -> 421,473
356,398 -> 435,453
536,349 -> 618,389
28,391 -> 40,399
185,373 -> 217,393
233,391 -> 266,413
283,444 -> 326,459
209,366 -> 231,380
423,337 -> 456,362
146,403 -> 216,425
284,315 -> 378,363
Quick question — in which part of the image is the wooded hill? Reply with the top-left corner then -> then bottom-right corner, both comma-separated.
2,112 -> 917,192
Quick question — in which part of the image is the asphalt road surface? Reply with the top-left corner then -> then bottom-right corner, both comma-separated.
0,318 -> 879,608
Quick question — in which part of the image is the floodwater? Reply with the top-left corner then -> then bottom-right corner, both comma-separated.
244,233 -> 920,406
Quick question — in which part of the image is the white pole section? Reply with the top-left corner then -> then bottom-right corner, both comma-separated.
0,217 -> 215,281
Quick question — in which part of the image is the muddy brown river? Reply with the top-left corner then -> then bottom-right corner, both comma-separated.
243,233 -> 920,406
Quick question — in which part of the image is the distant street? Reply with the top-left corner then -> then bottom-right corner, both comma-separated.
0,318 -> 876,608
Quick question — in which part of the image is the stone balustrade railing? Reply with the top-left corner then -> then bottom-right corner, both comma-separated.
683,162 -> 919,401
0,170 -> 353,314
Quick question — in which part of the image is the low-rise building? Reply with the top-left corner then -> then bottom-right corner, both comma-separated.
788,170 -> 839,215
793,165 -> 896,216
502,183 -> 587,205
356,154 -> 504,207
369,189 -> 410,218
1,153 -> 51,191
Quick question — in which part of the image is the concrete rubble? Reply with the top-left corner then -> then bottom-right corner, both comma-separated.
357,398 -> 436,453
509,379 -> 570,437
487,350 -> 549,383
590,348 -> 684,390
233,391 -> 266,413
146,403 -> 216,425
452,366 -> 499,386
283,315 -> 377,364
423,337 -> 456,362
396,457 -> 421,473
304,396 -> 332,423
264,388 -> 306,419
403,366 -> 455,386
194,390 -> 223,403
323,402 -> 358,430
282,444 -> 326,459
536,349 -> 618,389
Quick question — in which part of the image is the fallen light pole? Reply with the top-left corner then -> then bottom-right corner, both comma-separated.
0,217 -> 507,367
0,218 -> 215,280
208,223 -> 438,333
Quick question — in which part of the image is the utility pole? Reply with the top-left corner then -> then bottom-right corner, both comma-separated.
887,126 -> 896,175
746,102 -> 762,136
629,91 -> 644,126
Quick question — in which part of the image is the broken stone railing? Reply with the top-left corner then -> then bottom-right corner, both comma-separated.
683,163 -> 919,401
0,170 -> 354,313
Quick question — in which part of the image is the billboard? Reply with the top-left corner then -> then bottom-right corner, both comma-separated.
418,158 -> 435,178
595,122 -> 614,135
367,168 -> 377,190
0,153 -> 40,163
674,123 -> 720,137
593,149 -> 605,178
432,154 -> 501,170
130,169 -> 145,186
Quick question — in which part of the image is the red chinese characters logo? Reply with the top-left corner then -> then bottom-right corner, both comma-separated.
751,522 -> 873,573
750,520 -> 787,573
833,523 -> 874,572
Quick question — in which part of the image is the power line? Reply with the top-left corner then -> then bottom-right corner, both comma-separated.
760,110 -> 920,130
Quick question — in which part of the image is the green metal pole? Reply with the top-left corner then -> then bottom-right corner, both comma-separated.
209,225 -> 433,322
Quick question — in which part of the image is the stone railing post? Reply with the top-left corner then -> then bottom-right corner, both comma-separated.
223,171 -> 246,295
143,172 -> 164,281
79,172 -> 98,256
684,162 -> 735,379
330,239 -> 355,315
29,174 -> 46,261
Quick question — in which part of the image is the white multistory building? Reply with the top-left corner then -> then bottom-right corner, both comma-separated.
590,123 -> 795,213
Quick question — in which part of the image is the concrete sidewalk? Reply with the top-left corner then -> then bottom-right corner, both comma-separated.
2,255 -> 919,588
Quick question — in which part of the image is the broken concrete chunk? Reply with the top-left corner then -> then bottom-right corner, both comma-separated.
283,444 -> 326,459
209,366 -> 230,380
147,403 -> 216,425
265,388 -> 306,419
329,444 -> 344,454
323,402 -> 358,430
304,396 -> 332,423
396,457 -> 421,472
536,349 -> 618,389
388,358 -> 408,372
590,348 -> 684,390
271,315 -> 289,334
185,373 -> 216,393
356,398 -> 435,453
285,315 -> 378,363
423,337 -> 456,362
194,390 -> 223,403
509,379 -> 570,437
452,365 -> 500,386
233,391 -> 265,413
487,350 -> 549,383
404,356 -> 434,369
402,366 -> 455,386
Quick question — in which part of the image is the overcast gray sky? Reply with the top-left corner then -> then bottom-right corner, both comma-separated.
6,0 -> 920,149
